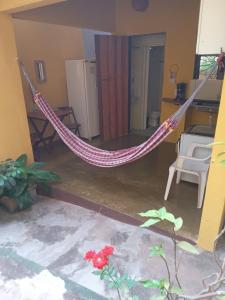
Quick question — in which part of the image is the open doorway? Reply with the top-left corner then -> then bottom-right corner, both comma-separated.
130,34 -> 165,136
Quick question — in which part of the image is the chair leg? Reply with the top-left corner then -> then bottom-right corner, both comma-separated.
164,166 -> 176,201
197,173 -> 207,209
176,171 -> 182,184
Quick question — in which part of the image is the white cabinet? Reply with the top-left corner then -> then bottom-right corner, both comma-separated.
65,60 -> 100,140
196,0 -> 225,54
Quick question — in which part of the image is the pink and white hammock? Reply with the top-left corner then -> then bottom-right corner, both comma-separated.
20,61 -> 218,168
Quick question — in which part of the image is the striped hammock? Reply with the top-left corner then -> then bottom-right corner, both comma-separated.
20,62 -> 217,168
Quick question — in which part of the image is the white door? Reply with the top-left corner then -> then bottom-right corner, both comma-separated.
130,46 -> 149,130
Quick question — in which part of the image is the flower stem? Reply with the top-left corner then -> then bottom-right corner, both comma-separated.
106,267 -> 122,300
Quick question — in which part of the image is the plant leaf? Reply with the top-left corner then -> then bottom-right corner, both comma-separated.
140,279 -> 164,289
139,210 -> 160,218
177,241 -> 199,255
164,212 -> 176,223
150,245 -> 165,258
16,154 -> 27,167
30,162 -> 46,169
158,207 -> 167,219
174,217 -> 183,231
140,218 -> 161,228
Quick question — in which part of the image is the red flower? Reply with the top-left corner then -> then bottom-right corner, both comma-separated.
101,245 -> 114,256
84,250 -> 96,261
84,245 -> 115,270
92,252 -> 109,270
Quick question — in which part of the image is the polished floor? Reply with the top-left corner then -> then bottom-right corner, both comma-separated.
38,135 -> 202,241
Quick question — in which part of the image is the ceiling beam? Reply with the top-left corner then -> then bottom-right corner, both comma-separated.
0,0 -> 66,13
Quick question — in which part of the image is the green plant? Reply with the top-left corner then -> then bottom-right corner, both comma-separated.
0,154 -> 60,210
85,207 -> 225,299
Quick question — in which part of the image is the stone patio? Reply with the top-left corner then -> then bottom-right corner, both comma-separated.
0,196 -> 223,299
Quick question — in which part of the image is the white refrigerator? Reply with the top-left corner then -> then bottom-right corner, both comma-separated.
65,59 -> 100,140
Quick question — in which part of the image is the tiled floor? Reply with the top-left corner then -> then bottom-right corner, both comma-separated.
38,135 -> 202,241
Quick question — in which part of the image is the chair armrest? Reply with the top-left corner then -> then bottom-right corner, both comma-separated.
177,154 -> 211,163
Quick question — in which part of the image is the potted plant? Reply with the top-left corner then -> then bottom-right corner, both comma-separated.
0,154 -> 60,212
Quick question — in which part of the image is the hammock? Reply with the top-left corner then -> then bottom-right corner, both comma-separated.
20,61 -> 218,168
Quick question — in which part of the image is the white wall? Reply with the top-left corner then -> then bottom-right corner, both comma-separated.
196,0 -> 225,54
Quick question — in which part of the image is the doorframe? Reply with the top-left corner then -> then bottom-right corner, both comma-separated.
129,33 -> 166,131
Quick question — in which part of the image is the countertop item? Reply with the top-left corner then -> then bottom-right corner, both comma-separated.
162,98 -> 219,112
186,124 -> 215,137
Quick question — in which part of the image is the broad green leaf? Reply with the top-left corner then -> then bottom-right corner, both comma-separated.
16,154 -> 27,167
140,218 -> 160,228
30,162 -> 46,169
0,176 -> 4,187
139,210 -> 160,218
177,241 -> 199,255
150,245 -> 165,258
164,212 -> 176,223
218,296 -> 225,300
158,207 -> 167,219
140,279 -> 161,288
174,217 -> 183,231
140,279 -> 165,289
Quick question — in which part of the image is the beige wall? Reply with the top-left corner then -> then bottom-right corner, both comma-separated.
13,18 -> 84,112
0,14 -> 33,162
115,0 -> 200,99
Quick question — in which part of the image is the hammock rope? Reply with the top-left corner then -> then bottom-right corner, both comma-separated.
20,60 -> 218,168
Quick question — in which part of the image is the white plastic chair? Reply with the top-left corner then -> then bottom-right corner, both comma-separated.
164,143 -> 211,208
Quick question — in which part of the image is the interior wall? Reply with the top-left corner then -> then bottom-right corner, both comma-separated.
115,0 -> 200,99
13,18 -> 84,112
0,13 -> 33,162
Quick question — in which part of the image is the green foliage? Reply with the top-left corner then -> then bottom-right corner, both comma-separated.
139,207 -> 183,232
140,279 -> 166,290
150,245 -> 165,258
93,265 -> 136,291
0,154 -> 60,210
177,241 -> 199,255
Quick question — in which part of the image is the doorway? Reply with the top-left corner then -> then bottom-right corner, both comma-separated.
130,34 -> 165,134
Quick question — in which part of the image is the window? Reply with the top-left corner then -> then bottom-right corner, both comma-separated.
193,54 -> 224,80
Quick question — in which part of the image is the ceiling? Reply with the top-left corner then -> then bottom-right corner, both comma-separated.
13,0 -> 116,32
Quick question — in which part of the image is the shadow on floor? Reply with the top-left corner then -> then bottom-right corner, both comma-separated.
37,135 -> 202,241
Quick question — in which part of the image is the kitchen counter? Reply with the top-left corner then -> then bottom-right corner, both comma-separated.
160,98 -> 219,143
162,98 -> 219,112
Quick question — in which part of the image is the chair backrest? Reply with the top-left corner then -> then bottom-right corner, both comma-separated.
58,106 -> 79,126
179,133 -> 213,159
187,143 -> 212,162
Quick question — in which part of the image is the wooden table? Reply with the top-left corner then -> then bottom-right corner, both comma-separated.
28,107 -> 71,151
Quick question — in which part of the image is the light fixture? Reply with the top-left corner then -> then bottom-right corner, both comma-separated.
34,60 -> 46,83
